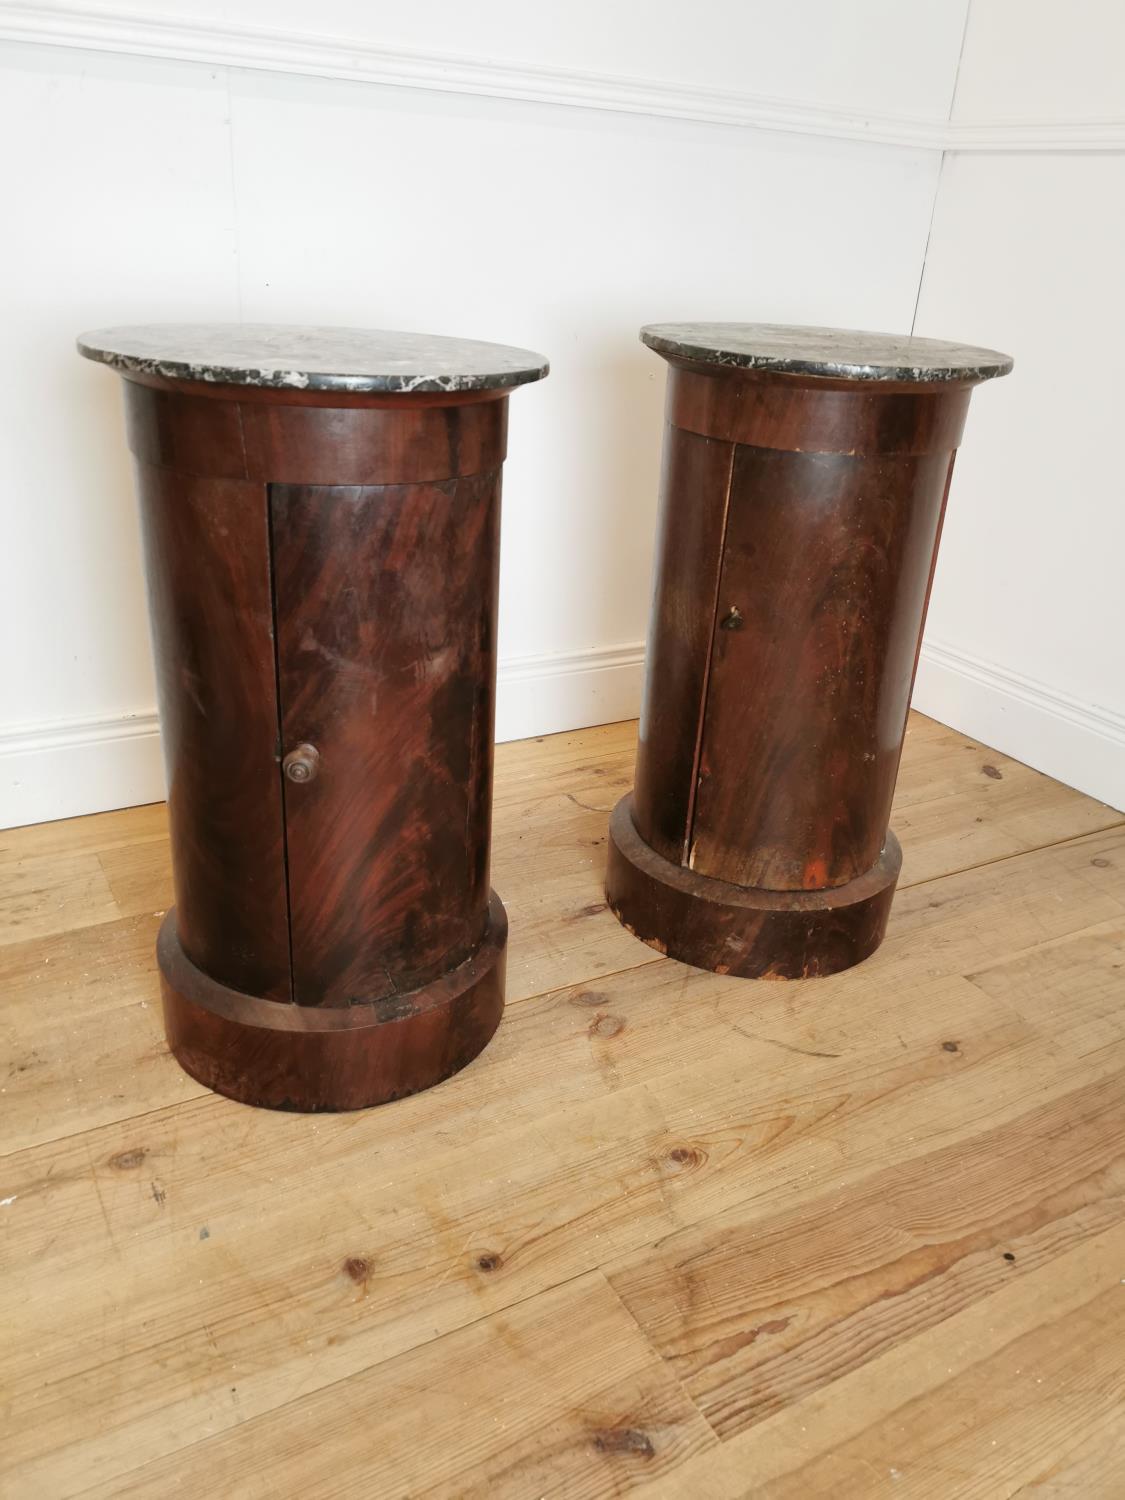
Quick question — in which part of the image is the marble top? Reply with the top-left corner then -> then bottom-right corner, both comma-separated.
640,322 -> 1013,384
76,323 -> 549,393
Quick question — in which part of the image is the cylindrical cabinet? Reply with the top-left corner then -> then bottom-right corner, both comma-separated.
79,324 -> 547,1110
607,322 -> 1012,980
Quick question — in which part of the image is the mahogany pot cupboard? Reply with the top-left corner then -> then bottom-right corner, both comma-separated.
79,325 -> 547,1111
606,322 -> 1013,981
79,317 -> 1012,1111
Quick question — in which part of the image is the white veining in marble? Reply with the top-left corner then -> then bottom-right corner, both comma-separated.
641,322 -> 1013,383
77,323 -> 549,393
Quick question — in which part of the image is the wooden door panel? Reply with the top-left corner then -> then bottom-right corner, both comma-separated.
689,443 -> 953,891
271,475 -> 502,1006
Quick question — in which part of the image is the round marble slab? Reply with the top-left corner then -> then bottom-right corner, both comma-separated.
640,322 -> 1012,384
77,323 -> 549,394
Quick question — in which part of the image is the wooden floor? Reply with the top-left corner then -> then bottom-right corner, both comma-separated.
2,713 -> 1124,1499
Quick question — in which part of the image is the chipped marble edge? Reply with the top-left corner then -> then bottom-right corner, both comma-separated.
76,343 -> 549,393
639,330 -> 1014,384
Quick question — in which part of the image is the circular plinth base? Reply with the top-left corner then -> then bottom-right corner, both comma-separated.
606,797 -> 900,980
158,894 -> 506,1111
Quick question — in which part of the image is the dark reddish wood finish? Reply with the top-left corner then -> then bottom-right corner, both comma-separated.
133,462 -> 291,1000
631,425 -> 732,866
609,357 -> 983,980
118,376 -> 516,1107
241,400 -> 507,485
609,800 -> 900,980
124,381 -> 507,484
690,444 -> 953,891
158,902 -> 505,1112
668,359 -> 972,454
272,474 -> 501,1005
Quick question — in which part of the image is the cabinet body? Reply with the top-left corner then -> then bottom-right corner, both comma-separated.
127,379 -> 511,1108
608,328 -> 1010,980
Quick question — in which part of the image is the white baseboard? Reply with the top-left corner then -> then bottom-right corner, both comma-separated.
7,639 -> 1118,829
915,639 -> 1125,813
0,710 -> 165,830
0,643 -> 646,829
0,2 -> 945,148
494,641 -> 644,745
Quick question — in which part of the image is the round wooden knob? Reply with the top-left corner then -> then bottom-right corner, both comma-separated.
283,744 -> 320,784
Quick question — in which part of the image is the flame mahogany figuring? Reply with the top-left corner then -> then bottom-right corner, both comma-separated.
107,368 -> 532,1110
608,342 -> 1009,980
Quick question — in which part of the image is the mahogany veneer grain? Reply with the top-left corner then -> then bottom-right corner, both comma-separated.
609,324 -> 1011,980
83,324 -> 545,1108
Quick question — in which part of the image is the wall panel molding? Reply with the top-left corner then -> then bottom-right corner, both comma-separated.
3,1 -> 1123,152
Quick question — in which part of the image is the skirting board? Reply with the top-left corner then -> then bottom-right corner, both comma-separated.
0,643 -> 647,829
5,639 -> 1120,828
914,639 -> 1125,814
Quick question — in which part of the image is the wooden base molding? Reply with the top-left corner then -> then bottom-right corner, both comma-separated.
606,796 -> 899,980
158,897 -> 506,1111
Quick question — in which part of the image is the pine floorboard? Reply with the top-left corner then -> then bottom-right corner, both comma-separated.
1,712 -> 1122,1498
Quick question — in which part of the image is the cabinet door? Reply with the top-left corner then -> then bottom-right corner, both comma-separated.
270,474 -> 502,1006
688,444 -> 953,891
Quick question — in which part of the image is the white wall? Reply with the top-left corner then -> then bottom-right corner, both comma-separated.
911,0 -> 1125,809
0,1 -> 1120,825
0,0 -> 957,826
